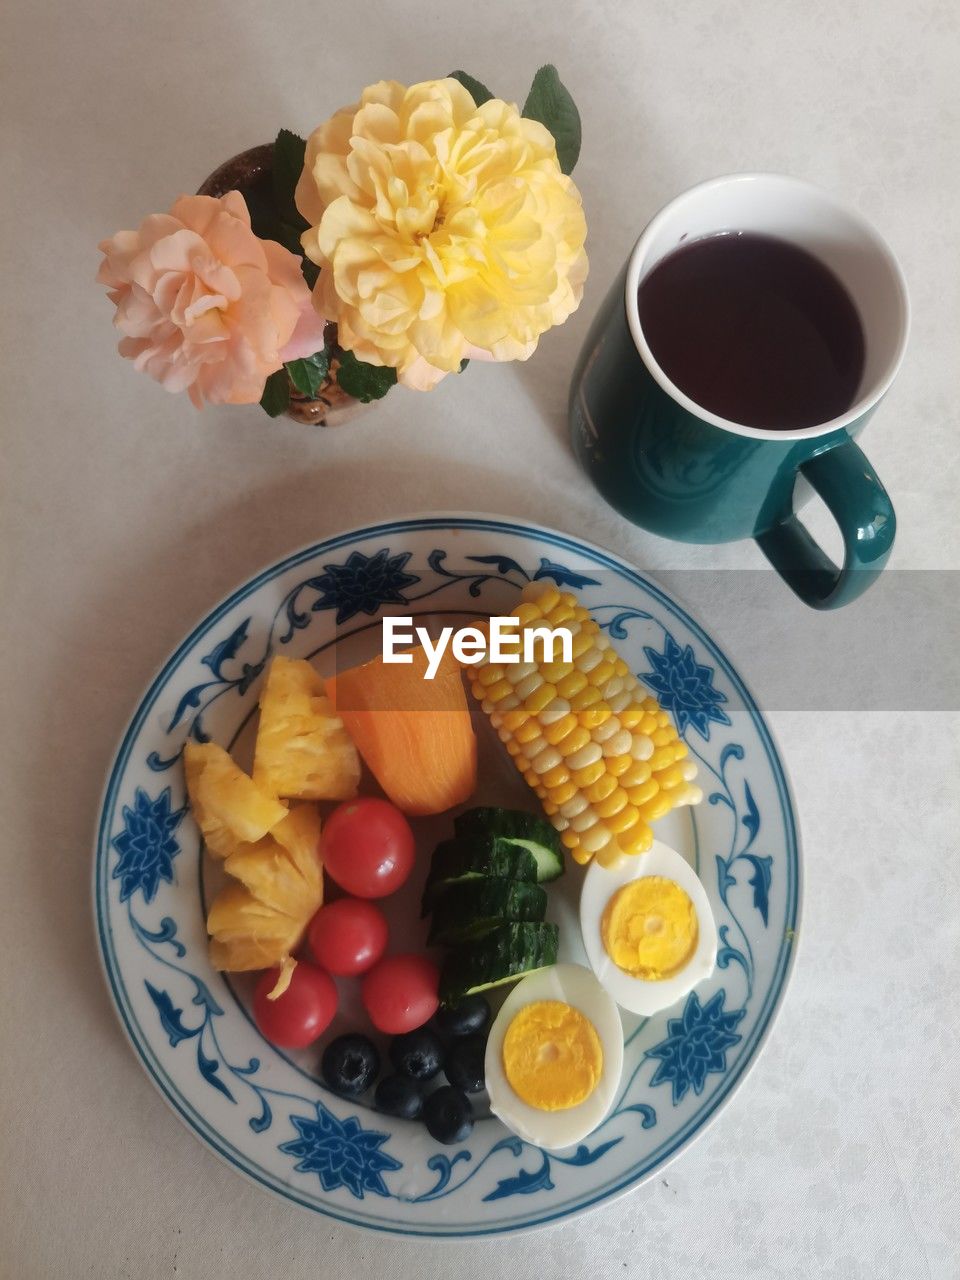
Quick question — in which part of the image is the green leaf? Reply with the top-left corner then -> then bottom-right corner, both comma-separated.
335,350 -> 397,402
285,348 -> 330,398
260,368 -> 291,417
272,128 -> 309,233
521,64 -> 581,174
448,70 -> 494,107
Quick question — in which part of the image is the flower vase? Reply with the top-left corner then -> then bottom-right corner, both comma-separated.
197,145 -> 367,427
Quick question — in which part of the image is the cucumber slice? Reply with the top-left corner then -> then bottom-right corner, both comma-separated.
438,922 -> 559,1005
427,878 -> 547,946
420,837 -> 539,916
454,807 -> 564,882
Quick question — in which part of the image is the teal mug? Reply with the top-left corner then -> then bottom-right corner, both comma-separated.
570,174 -> 909,608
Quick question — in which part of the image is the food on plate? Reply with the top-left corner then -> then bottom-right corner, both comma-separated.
453,807 -> 565,882
420,838 -> 539,917
184,740 -> 287,857
325,643 -> 477,815
463,583 -> 703,866
252,961 -> 337,1049
223,804 -> 323,918
443,1034 -> 487,1094
438,921 -> 559,1006
375,1074 -> 424,1120
321,1032 -> 381,1097
207,889 -> 304,975
206,803 -> 323,977
361,954 -> 441,1034
484,964 -> 623,1151
434,994 -> 491,1039
579,839 -> 718,1016
422,1084 -> 474,1144
307,897 -> 388,976
427,879 -> 548,946
421,807 -> 561,1007
319,797 -> 415,899
253,656 -> 360,801
389,1028 -> 445,1081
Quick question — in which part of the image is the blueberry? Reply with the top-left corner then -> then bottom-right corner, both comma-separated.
375,1074 -> 423,1120
435,995 -> 490,1038
389,1028 -> 444,1081
423,1085 -> 473,1144
321,1033 -> 379,1097
443,1034 -> 486,1093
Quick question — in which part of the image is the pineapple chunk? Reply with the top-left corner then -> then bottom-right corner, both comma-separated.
207,884 -> 304,972
224,805 -> 323,919
184,741 -> 287,859
253,656 -> 360,801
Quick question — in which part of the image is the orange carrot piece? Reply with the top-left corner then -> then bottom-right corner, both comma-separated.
325,645 -> 477,816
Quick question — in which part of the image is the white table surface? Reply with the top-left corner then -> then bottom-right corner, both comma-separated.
2,1 -> 958,1276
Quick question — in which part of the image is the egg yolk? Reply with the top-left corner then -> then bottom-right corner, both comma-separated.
601,876 -> 698,980
502,1000 -> 603,1111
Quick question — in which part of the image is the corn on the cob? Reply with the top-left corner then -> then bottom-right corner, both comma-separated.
464,582 -> 702,868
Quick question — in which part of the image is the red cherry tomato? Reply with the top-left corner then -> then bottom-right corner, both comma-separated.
308,898 -> 388,976
253,962 -> 337,1049
320,798 -> 415,899
361,954 -> 439,1034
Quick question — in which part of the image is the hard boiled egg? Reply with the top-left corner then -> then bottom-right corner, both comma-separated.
580,840 -> 717,1016
484,964 -> 623,1151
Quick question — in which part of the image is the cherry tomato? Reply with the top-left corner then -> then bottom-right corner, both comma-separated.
361,954 -> 439,1034
253,962 -> 337,1049
308,898 -> 388,976
320,798 -> 415,899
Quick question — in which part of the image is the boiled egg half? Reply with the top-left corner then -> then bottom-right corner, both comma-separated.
484,964 -> 623,1151
580,840 -> 717,1016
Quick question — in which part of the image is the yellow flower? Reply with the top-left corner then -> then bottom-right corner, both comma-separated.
295,78 -> 588,390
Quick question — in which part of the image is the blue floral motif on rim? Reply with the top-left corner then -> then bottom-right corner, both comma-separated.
641,633 -> 732,740
280,1103 -> 402,1199
304,548 -> 420,625
111,787 -> 185,904
644,989 -> 746,1105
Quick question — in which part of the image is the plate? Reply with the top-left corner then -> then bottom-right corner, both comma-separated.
94,515 -> 801,1236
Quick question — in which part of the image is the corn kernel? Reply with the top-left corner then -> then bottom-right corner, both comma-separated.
501,706 -> 530,733
606,753 -> 634,778
557,670 -> 588,699
617,824 -> 654,857
579,704 -> 612,730
541,763 -> 571,789
627,779 -> 659,806
541,660 -> 575,683
580,822 -> 613,854
556,724 -> 591,756
560,828 -> 580,851
585,773 -> 619,804
543,713 -> 579,745
567,760 -> 603,789
570,686 -> 602,713
606,803 -> 641,835
547,779 -> 577,806
621,760 -> 652,789
514,719 -> 543,745
477,664 -> 505,687
525,683 -> 558,716
639,791 -> 675,824
595,788 -> 629,820
484,679 -> 514,704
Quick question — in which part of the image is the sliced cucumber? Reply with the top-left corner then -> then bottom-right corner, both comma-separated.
427,878 -> 547,946
438,922 -> 559,1006
420,837 -> 539,916
453,806 -> 564,882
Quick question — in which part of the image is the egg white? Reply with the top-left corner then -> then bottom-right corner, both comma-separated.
579,840 -> 718,1016
484,964 -> 623,1152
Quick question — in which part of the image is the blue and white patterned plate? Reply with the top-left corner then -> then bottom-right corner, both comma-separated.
94,515 -> 801,1236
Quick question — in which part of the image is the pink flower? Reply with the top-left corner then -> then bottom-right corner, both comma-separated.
97,192 -> 326,407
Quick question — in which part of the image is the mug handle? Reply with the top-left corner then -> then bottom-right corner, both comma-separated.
755,438 -> 896,609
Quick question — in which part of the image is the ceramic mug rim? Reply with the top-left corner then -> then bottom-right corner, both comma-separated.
623,172 -> 911,442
